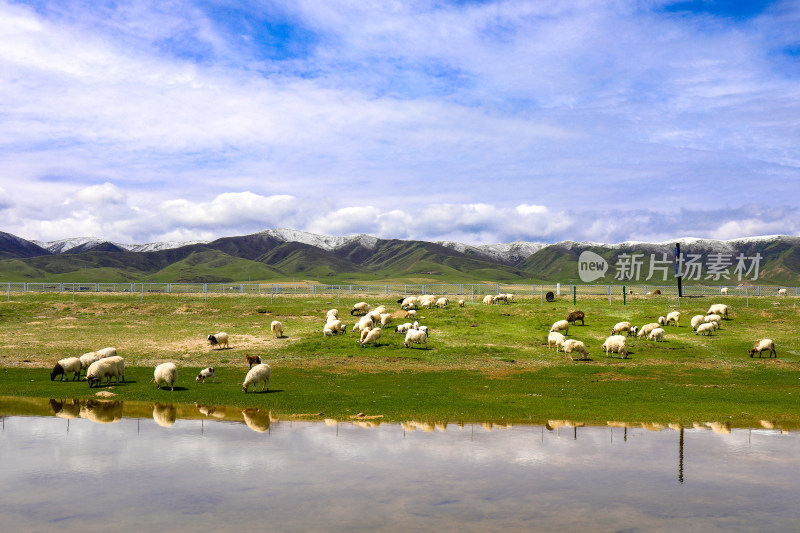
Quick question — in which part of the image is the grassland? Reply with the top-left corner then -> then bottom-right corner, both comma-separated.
1,291 -> 798,429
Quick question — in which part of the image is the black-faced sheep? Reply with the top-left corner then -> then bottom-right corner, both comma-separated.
749,339 -> 776,358
51,357 -> 82,381
207,332 -> 229,349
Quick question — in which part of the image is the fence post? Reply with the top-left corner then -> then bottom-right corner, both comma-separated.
746,287 -> 749,308
573,285 -> 576,305
623,285 -> 626,305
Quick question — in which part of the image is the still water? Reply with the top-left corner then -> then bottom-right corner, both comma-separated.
1,400 -> 799,532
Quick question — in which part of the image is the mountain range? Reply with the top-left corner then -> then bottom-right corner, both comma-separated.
0,228 -> 798,284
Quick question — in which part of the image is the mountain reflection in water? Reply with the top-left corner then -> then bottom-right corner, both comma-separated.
0,399 -> 798,532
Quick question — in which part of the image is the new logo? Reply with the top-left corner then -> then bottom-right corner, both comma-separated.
578,251 -> 608,282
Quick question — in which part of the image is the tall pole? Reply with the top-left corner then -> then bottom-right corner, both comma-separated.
675,243 -> 683,298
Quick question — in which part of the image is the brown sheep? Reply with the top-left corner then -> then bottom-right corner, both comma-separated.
566,310 -> 585,326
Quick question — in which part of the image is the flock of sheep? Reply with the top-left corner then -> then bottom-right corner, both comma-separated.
546,302 -> 776,361
49,293 -> 778,395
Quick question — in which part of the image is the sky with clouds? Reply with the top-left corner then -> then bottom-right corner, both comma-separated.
1,0 -> 799,246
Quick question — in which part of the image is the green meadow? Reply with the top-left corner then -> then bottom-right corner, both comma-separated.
1,291 -> 798,428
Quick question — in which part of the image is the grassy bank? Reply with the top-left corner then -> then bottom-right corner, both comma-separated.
1,292 -> 798,428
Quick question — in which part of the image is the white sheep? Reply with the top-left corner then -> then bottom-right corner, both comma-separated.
611,321 -> 632,336
79,351 -> 103,376
637,323 -> 660,338
548,331 -> 566,351
749,339 -> 776,358
720,287 -> 728,295
658,316 -> 666,326
601,335 -> 628,358
707,303 -> 729,319
350,302 -> 370,316
399,296 -> 419,310
353,315 -> 374,333
458,299 -> 465,307
435,297 -> 449,308
207,332 -> 229,349
482,294 -> 494,305
690,315 -> 706,331
630,326 -> 638,337
359,327 -> 382,347
152,362 -> 178,391
550,320 -> 570,335
87,356 -> 125,388
359,326 -> 373,343
395,322 -> 413,333
778,288 -> 787,296
648,328 -> 665,342
326,309 -> 339,321
326,319 -> 346,335
665,311 -> 680,327
379,313 -> 393,328
492,294 -> 508,304
563,339 -> 588,360
95,347 -> 117,358
50,357 -> 82,381
271,320 -> 283,339
242,363 -> 271,393
404,329 -> 428,349
404,309 -> 417,319
419,295 -> 436,308
323,325 -> 335,337
705,314 -> 722,329
696,323 -> 715,336
196,367 -> 215,383
418,325 -> 429,336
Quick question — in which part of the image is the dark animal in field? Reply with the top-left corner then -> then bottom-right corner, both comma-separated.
545,291 -> 555,302
246,355 -> 261,368
653,289 -> 661,295
566,311 -> 585,326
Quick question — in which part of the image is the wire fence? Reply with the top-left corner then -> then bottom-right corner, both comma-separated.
2,281 -> 797,301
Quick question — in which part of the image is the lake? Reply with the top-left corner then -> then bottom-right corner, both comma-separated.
1,399 -> 798,532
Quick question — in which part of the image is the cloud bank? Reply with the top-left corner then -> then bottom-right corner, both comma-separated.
1,0 -> 798,245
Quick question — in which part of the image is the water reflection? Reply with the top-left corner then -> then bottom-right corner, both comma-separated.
1,400 -> 799,532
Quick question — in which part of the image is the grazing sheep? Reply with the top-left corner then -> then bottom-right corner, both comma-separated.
271,320 -> 283,339
326,309 -> 339,321
395,322 -> 413,334
707,304 -> 729,319
404,329 -> 428,349
648,328 -> 665,342
567,311 -> 585,326
611,321 -> 632,336
359,327 -> 382,347
563,339 -> 588,360
350,302 -> 370,316
691,315 -> 706,331
196,367 -> 216,383
323,325 -> 335,337
548,331 -> 566,351
242,363 -> 271,393
601,335 -> 628,359
482,294 -> 494,305
665,311 -> 680,327
658,316 -> 666,326
720,287 -> 728,295
379,313 -> 393,328
550,320 -> 570,335
152,362 -> 178,391
359,326 -> 373,343
705,314 -> 722,329
458,299 -> 465,307
207,332 -> 229,350
324,319 -> 346,335
638,323 -> 661,339
95,347 -> 117,359
51,357 -> 82,381
749,339 -> 776,358
404,309 -> 417,319
418,325 -> 429,336
245,355 -> 261,368
419,295 -> 436,308
399,296 -> 419,310
435,297 -> 449,308
87,356 -> 125,388
778,288 -> 787,296
629,326 -> 638,337
79,351 -> 103,376
696,323 -> 715,336
352,315 -> 374,333
492,294 -> 508,304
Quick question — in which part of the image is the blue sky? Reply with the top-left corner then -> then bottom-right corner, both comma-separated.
1,0 -> 799,245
